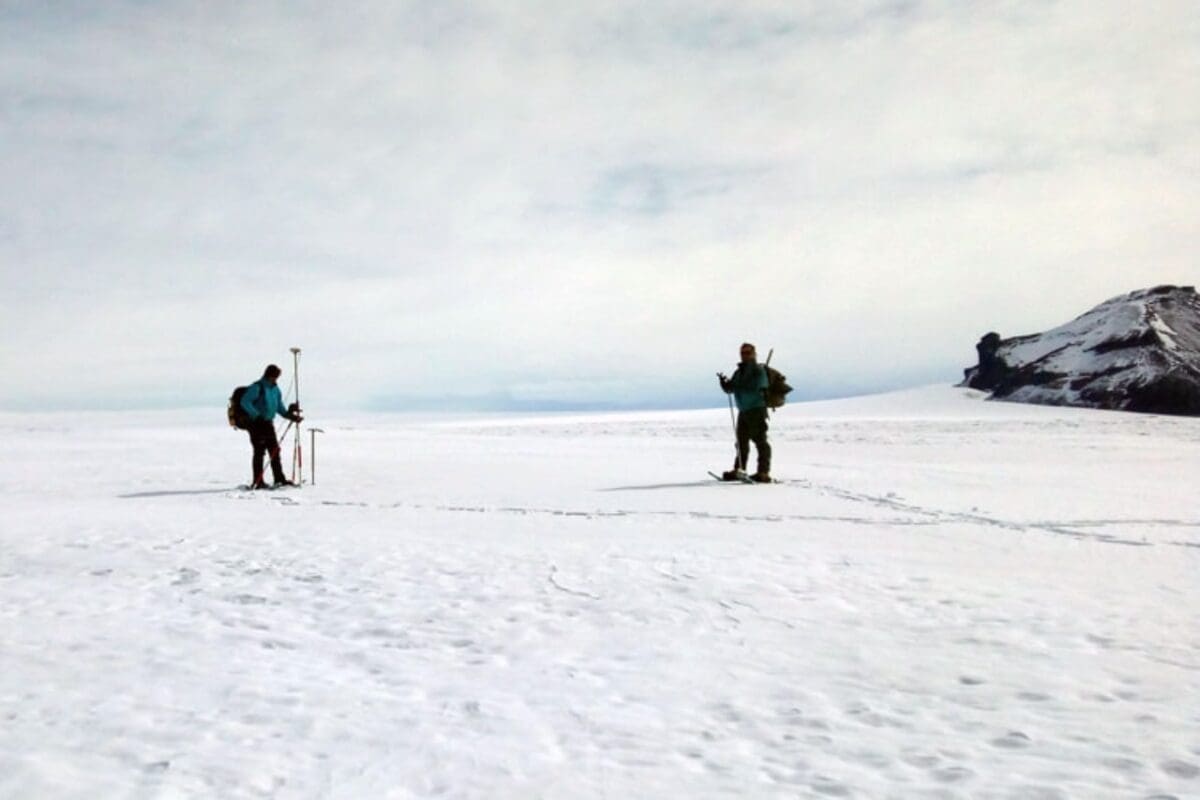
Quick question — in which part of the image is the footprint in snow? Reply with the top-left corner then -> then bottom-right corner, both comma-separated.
1101,756 -> 1144,774
172,568 -> 199,586
1161,759 -> 1200,779
932,765 -> 975,783
1010,786 -> 1067,800
809,777 -> 852,796
226,593 -> 268,605
901,753 -> 940,768
260,639 -> 296,651
991,731 -> 1031,749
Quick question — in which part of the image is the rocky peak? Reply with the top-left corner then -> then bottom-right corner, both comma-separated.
962,285 -> 1200,416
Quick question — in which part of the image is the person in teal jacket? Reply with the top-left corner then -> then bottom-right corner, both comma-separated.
718,342 -> 772,482
241,364 -> 302,489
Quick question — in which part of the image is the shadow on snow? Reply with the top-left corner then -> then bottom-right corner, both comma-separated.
598,481 -> 718,492
118,488 -> 235,499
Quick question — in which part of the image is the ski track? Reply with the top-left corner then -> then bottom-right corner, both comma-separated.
308,484 -> 1197,550
1,389 -> 1199,799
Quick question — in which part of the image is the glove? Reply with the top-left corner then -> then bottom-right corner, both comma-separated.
717,372 -> 731,392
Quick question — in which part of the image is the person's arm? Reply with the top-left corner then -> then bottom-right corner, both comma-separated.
729,365 -> 756,391
269,385 -> 303,422
266,385 -> 281,419
240,383 -> 261,418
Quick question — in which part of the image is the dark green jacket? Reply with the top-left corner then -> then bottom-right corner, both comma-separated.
725,362 -> 767,412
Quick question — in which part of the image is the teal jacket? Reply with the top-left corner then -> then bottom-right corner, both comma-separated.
240,379 -> 286,421
724,362 -> 767,412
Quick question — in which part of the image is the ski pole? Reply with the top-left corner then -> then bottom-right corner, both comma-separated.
309,428 -> 324,485
727,392 -> 742,472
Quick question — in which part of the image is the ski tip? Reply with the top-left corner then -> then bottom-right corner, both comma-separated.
708,471 -> 756,484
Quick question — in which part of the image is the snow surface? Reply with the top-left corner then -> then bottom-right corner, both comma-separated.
1,386 -> 1198,799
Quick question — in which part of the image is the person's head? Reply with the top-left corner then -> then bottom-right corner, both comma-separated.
739,343 -> 757,363
263,364 -> 282,384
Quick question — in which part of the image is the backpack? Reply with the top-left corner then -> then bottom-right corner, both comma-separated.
228,386 -> 251,429
764,365 -> 793,409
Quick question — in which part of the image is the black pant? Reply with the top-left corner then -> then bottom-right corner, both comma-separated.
735,406 -> 771,474
247,419 -> 286,485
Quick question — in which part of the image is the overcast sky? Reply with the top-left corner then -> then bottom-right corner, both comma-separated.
1,1 -> 1197,412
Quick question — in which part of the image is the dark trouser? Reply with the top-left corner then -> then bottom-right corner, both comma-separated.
735,406 -> 771,474
247,419 -> 286,485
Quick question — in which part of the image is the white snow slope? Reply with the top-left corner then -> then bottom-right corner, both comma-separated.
1,386 -> 1197,800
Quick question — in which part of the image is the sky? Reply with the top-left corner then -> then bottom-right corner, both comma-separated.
1,0 -> 1197,412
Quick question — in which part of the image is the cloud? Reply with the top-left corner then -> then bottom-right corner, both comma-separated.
1,0 -> 1197,411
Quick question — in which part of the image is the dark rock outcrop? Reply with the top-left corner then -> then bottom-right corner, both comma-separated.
962,285 -> 1200,416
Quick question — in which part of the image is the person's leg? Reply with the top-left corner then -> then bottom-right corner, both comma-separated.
744,410 -> 772,479
248,423 -> 268,486
750,408 -> 772,477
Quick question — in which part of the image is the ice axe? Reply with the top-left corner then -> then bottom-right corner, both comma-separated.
309,428 -> 324,485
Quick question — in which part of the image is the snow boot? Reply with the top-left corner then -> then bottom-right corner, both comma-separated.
721,470 -> 746,481
751,472 -> 773,483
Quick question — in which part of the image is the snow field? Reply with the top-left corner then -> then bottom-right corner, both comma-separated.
1,387 -> 1198,799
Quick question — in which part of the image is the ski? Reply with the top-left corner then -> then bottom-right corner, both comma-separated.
707,471 -> 779,484
709,471 -> 755,484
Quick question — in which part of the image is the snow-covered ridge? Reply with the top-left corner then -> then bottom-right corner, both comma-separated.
963,285 -> 1200,415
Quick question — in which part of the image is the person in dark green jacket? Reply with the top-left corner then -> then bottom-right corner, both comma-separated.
241,364 -> 303,489
718,342 -> 772,482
